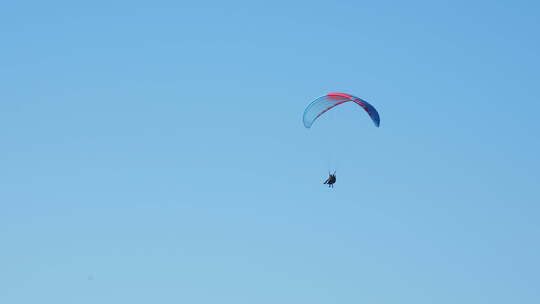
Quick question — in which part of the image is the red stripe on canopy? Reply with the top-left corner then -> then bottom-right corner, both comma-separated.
326,92 -> 353,99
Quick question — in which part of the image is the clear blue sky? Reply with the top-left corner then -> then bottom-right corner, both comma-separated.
1,1 -> 539,303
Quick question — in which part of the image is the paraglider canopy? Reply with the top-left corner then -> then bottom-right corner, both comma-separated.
303,92 -> 380,128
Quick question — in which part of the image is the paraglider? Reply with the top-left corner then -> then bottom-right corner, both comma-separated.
303,92 -> 380,188
303,92 -> 380,129
324,172 -> 337,188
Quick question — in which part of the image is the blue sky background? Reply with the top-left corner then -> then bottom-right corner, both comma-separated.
1,1 -> 539,303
